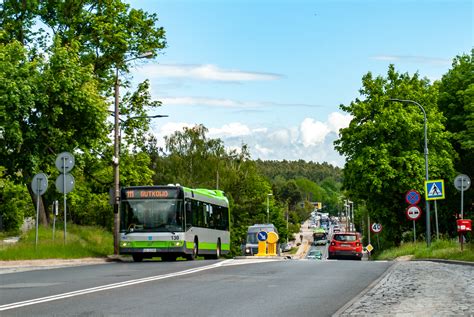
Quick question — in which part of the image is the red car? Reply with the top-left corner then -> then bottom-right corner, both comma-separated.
328,232 -> 363,260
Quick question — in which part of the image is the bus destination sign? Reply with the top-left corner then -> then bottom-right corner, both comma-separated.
123,188 -> 178,199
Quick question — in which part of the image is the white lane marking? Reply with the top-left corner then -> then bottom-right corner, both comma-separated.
0,260 -> 234,311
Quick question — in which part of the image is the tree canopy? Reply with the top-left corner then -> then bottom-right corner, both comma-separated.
335,64 -> 456,246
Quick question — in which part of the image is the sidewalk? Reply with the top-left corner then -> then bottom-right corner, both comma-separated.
334,259 -> 474,316
292,220 -> 313,259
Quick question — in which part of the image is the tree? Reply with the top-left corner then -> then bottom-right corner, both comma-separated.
334,65 -> 456,246
0,1 -> 166,225
438,51 -> 474,218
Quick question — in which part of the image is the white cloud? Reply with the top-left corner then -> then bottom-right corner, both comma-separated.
269,129 -> 291,144
328,112 -> 353,134
151,121 -> 194,148
142,63 -> 282,81
149,111 -> 351,167
372,55 -> 451,66
160,96 -> 258,108
208,122 -> 252,138
299,118 -> 331,147
255,144 -> 273,156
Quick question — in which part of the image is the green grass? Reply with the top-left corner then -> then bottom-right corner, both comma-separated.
0,224 -> 113,260
375,239 -> 474,262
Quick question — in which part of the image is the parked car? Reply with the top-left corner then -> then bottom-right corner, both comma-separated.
281,242 -> 293,252
328,232 -> 363,260
307,249 -> 323,260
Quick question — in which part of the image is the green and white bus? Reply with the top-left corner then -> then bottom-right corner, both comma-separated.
119,185 -> 230,262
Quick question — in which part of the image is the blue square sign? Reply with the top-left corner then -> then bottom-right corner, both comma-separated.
425,180 -> 445,200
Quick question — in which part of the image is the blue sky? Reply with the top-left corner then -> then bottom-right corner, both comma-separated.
126,0 -> 472,167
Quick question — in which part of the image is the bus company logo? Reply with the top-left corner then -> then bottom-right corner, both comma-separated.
140,190 -> 169,198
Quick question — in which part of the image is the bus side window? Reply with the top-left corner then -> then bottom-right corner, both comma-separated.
185,200 -> 192,228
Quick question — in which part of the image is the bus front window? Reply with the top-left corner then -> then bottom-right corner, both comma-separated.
121,199 -> 183,232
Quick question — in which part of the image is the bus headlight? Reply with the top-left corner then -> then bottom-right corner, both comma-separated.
174,241 -> 183,247
121,242 -> 131,247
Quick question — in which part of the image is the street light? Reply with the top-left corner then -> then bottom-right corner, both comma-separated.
388,98 -> 431,247
266,193 -> 273,223
113,51 -> 155,255
347,200 -> 354,232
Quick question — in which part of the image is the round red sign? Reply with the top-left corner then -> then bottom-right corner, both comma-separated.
406,205 -> 422,221
405,190 -> 421,205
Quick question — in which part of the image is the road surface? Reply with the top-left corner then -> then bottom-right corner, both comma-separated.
0,258 -> 391,316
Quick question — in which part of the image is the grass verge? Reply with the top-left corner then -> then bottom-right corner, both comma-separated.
375,239 -> 474,262
0,224 -> 113,260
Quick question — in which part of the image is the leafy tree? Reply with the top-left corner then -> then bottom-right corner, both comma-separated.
0,39 -> 109,225
0,1 -> 166,226
438,50 -> 474,218
334,65 -> 456,246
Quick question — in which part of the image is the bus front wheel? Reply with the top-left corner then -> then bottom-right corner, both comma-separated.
187,239 -> 198,260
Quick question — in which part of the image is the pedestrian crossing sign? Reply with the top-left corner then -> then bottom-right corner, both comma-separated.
425,179 -> 445,200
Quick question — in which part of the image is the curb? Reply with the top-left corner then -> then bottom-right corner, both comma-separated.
414,258 -> 474,267
332,261 -> 396,317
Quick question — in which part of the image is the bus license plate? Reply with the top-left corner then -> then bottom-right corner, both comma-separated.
143,248 -> 156,252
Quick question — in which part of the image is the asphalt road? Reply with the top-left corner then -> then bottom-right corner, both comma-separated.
0,258 -> 392,317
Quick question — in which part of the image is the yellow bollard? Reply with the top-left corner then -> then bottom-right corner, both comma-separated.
256,240 -> 267,256
267,231 -> 279,256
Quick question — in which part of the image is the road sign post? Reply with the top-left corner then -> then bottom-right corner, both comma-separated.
370,223 -> 382,250
406,205 -> 422,243
31,173 -> 48,249
454,174 -> 471,219
454,174 -> 471,250
56,152 -> 75,243
425,180 -> 445,242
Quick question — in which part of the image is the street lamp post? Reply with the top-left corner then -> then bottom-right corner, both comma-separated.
388,98 -> 431,247
266,193 -> 273,223
113,51 -> 154,255
347,200 -> 353,231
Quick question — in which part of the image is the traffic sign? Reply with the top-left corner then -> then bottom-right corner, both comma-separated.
454,174 -> 471,192
55,173 -> 75,194
55,152 -> 75,173
366,244 -> 374,253
406,205 -> 422,221
370,223 -> 382,233
425,180 -> 445,200
257,231 -> 268,242
31,173 -> 48,196
405,190 -> 421,205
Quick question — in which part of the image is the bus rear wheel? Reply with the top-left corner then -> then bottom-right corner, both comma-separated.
213,240 -> 221,259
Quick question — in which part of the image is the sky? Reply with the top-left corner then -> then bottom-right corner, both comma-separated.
125,0 -> 472,167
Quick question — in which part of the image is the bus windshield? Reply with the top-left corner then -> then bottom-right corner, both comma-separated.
120,199 -> 184,233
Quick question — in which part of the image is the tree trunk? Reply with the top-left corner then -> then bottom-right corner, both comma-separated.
28,185 -> 49,226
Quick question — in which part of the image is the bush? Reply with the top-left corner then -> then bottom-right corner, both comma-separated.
0,178 -> 33,234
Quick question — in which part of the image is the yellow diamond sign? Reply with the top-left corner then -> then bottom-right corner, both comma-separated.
366,244 -> 374,253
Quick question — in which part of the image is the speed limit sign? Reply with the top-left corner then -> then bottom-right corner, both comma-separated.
371,223 -> 382,233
